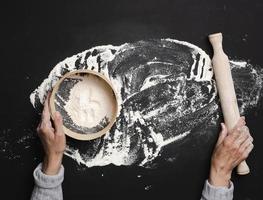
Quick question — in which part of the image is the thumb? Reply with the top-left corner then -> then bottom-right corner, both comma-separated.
53,111 -> 64,135
216,123 -> 228,146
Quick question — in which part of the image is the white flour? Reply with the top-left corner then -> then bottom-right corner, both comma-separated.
29,39 -> 263,168
64,74 -> 116,128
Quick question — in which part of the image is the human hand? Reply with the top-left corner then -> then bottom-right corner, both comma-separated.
209,117 -> 254,187
37,93 -> 66,175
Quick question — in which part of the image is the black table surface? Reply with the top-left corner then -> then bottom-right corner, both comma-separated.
1,0 -> 263,199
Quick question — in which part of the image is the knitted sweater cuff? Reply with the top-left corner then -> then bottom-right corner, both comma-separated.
33,163 -> 64,189
202,179 -> 234,200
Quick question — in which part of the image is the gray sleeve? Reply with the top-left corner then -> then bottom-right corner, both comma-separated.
200,179 -> 234,200
31,163 -> 64,200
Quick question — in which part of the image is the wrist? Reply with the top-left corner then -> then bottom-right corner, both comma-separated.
42,154 -> 63,175
209,166 -> 232,187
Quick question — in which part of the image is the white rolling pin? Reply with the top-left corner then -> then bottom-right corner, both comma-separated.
209,33 -> 250,175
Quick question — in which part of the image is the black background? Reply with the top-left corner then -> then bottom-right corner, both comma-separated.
1,0 -> 263,199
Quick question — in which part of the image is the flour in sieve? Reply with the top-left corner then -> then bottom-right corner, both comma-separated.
64,74 -> 116,128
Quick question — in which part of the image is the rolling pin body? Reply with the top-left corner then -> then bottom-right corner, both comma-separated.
209,33 -> 250,175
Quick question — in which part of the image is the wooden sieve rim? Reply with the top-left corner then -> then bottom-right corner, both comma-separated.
49,69 -> 119,141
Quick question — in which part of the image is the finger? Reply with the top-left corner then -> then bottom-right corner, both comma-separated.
234,125 -> 250,143
216,123 -> 228,146
44,92 -> 51,110
53,111 -> 64,135
237,126 -> 250,140
47,120 -> 53,128
234,130 -> 250,147
239,137 -> 253,151
250,136 -> 254,143
229,118 -> 246,139
231,117 -> 246,132
38,123 -> 53,138
234,141 -> 253,165
239,126 -> 249,135
241,143 -> 254,161
246,143 -> 254,154
39,117 -> 54,136
41,93 -> 51,123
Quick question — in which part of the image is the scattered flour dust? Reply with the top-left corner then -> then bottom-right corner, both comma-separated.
64,74 -> 116,128
29,39 -> 262,168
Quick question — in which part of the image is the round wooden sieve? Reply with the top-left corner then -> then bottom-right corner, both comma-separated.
49,69 -> 118,141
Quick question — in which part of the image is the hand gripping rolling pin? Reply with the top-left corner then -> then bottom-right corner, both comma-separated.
209,32 -> 250,175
